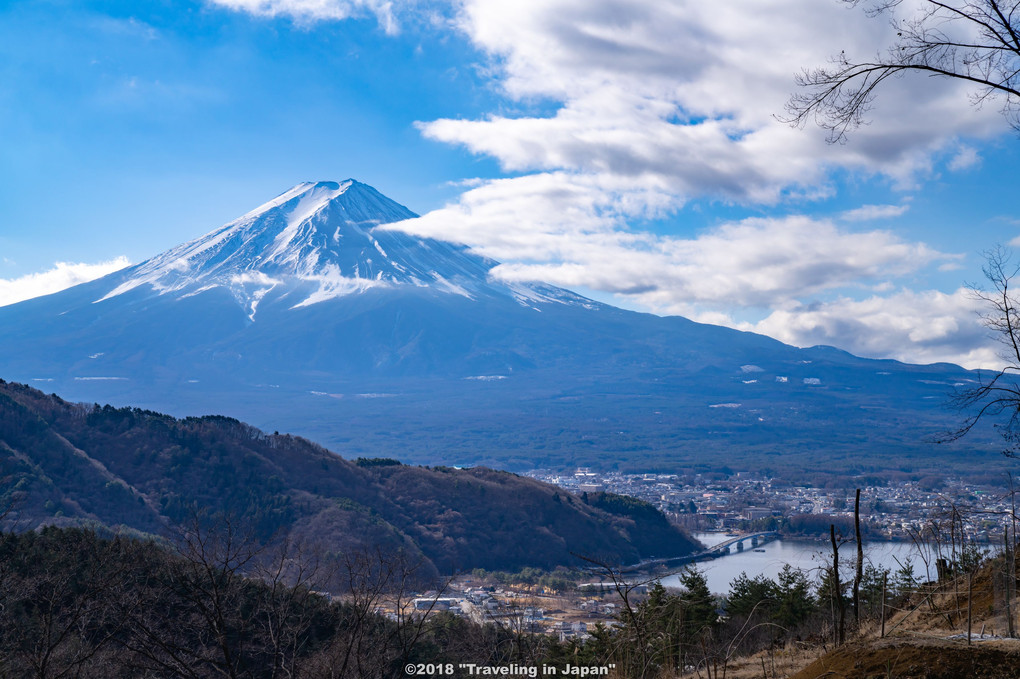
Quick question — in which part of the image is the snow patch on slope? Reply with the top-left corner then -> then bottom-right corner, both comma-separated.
291,274 -> 387,309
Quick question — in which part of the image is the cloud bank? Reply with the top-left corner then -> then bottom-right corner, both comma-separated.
751,289 -> 996,369
387,182 -> 946,309
0,258 -> 130,308
422,0 -> 1004,197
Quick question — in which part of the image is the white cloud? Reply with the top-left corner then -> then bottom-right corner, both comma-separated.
751,288 -> 998,369
207,0 -> 1006,206
385,172 -> 675,261
496,215 -> 945,311
0,258 -> 130,308
421,0 -> 1007,204
948,145 -> 981,171
210,0 -> 1008,196
208,0 -> 400,33
388,177 -> 948,309
839,204 -> 910,222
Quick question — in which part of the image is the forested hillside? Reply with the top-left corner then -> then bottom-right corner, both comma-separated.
0,380 -> 697,573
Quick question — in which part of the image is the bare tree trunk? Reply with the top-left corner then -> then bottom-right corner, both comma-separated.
880,573 -> 887,639
1010,474 -> 1019,638
952,505 -> 961,625
1007,528 -> 1017,639
853,488 -> 863,632
968,571 -> 974,645
830,524 -> 844,645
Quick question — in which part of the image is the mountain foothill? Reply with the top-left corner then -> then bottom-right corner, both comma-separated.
0,378 -> 698,572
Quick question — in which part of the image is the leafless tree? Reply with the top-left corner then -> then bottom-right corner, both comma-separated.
573,554 -> 659,678
785,0 -> 1020,142
853,488 -> 864,631
0,529 -> 134,679
480,590 -> 548,667
301,545 -> 452,679
110,510 -> 450,679
113,512 -> 268,678
248,538 -> 337,679
941,247 -> 1020,453
830,524 -> 847,645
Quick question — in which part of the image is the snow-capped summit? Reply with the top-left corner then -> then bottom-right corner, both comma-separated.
98,180 -> 530,317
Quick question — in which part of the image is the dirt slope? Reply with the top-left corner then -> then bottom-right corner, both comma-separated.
788,637 -> 1020,679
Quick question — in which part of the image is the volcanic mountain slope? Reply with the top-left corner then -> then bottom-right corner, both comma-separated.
0,180 -> 993,473
0,180 -> 597,381
0,379 -> 697,572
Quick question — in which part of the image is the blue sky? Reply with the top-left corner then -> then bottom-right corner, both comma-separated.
2,0 -> 1020,368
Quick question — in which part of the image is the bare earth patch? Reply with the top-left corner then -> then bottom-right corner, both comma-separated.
787,636 -> 1020,679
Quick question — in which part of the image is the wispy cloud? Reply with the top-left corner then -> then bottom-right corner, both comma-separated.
948,145 -> 981,171
0,258 -> 130,308
207,0 -> 401,33
839,204 -> 910,222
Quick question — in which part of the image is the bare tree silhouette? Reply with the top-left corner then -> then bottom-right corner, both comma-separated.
785,0 -> 1020,142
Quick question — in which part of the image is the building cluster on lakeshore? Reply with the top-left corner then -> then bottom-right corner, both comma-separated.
379,467 -> 1018,639
393,581 -> 625,642
527,468 -> 1018,543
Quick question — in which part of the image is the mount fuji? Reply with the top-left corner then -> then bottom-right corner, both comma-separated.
0,181 -> 989,474
92,180 -> 587,318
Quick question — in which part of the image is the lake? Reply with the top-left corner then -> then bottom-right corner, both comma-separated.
658,532 -> 937,595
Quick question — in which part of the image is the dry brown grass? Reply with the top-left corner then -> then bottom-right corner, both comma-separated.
677,643 -> 827,679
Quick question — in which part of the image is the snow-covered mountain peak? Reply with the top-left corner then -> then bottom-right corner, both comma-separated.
234,180 -> 349,222
94,180 -> 597,318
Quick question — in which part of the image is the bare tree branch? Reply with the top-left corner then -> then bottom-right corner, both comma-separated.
784,0 -> 1020,142
939,246 -> 1020,456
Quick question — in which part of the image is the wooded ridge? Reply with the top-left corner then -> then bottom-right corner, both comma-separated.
0,379 -> 697,574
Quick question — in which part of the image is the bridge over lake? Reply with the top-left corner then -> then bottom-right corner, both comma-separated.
704,531 -> 779,556
623,531 -> 779,573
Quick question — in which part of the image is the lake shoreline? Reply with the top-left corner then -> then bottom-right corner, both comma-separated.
655,532 -> 938,595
